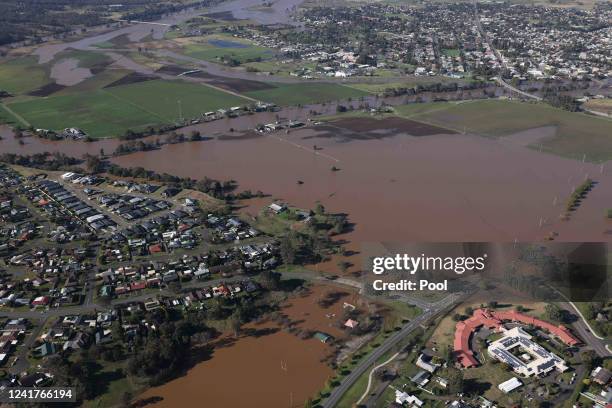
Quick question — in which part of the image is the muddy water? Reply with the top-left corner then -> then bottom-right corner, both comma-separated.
140,324 -> 332,408
49,58 -> 92,86
34,0 -> 304,65
3,116 -> 611,243
140,285 -> 345,407
108,126 -> 612,243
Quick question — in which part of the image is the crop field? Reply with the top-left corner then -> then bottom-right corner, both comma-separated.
5,79 -> 248,138
245,83 -> 368,105
0,57 -> 50,95
396,100 -> 612,162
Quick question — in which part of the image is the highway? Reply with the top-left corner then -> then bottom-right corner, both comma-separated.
321,292 -> 462,408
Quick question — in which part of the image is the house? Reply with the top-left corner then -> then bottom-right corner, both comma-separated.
416,353 -> 440,373
314,332 -> 332,343
395,390 -> 423,407
269,203 -> 287,214
31,296 -> 50,307
592,366 -> 612,386
344,319 -> 359,329
35,342 -> 56,357
410,370 -> 430,387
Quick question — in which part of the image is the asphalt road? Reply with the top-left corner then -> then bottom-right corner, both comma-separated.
558,302 -> 610,357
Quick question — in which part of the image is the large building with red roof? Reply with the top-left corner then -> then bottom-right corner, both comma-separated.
453,308 -> 580,369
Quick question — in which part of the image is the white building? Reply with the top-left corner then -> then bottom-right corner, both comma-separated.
488,327 -> 568,377
498,377 -> 522,393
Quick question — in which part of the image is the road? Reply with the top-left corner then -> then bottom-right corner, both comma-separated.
472,0 -> 542,101
321,292 -> 462,408
558,302 -> 610,357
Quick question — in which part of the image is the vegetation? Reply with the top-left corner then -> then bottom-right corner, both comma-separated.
395,100 -> 612,162
245,83 -> 368,106
565,178 -> 594,212
5,79 -> 247,138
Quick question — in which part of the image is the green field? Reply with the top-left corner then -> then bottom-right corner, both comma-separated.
183,35 -> 274,64
105,79 -> 248,120
6,79 -> 248,138
0,57 -> 50,95
8,89 -> 160,137
245,83 -> 368,106
395,100 -> 612,162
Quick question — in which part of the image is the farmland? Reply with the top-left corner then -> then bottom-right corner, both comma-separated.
245,83 -> 369,106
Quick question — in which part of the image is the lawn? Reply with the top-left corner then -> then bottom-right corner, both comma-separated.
245,83 -> 368,106
6,79 -> 249,138
397,99 -> 612,162
0,57 -> 50,95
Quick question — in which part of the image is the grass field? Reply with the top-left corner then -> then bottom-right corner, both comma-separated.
7,90 -> 160,137
584,98 -> 612,116
245,83 -> 368,105
6,79 -> 248,137
0,57 -> 50,95
182,35 -> 274,64
105,79 -> 248,120
395,100 -> 612,162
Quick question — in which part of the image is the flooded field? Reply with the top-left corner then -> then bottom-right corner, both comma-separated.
139,285 -> 348,407
107,125 -> 612,244
3,118 -> 611,246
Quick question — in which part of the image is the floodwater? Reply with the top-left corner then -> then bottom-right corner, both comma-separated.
139,285 -> 345,407
107,125 -> 612,243
3,116 -> 611,244
34,0 -> 303,65
49,58 -> 92,86
140,325 -> 332,408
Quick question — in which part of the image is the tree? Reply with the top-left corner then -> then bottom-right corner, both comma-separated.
446,367 -> 463,395
544,304 -> 564,323
228,311 -> 241,337
121,391 -> 133,407
280,236 -> 296,265
314,203 -> 325,215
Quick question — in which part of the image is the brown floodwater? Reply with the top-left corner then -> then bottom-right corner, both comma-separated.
139,285 -> 346,408
3,120 -> 611,245
49,58 -> 92,86
107,125 -> 612,243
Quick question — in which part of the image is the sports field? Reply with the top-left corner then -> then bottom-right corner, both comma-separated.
5,79 -> 249,138
395,100 -> 612,162
245,83 -> 369,106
